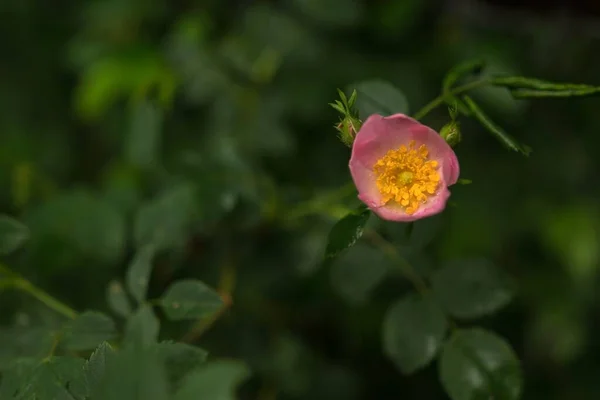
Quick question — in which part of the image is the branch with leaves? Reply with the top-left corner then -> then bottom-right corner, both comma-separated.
321,60 -> 600,400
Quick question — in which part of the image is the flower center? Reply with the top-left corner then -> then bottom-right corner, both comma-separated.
398,171 -> 414,185
373,140 -> 441,215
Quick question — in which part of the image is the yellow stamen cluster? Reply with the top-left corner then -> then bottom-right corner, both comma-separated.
373,140 -> 441,215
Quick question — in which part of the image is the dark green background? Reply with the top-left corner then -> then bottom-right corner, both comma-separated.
1,0 -> 599,399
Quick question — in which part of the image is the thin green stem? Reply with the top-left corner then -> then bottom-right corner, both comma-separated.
412,78 -> 491,121
365,229 -> 429,295
0,263 -> 77,320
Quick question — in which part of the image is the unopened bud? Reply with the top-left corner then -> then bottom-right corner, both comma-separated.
440,121 -> 461,147
336,116 -> 361,147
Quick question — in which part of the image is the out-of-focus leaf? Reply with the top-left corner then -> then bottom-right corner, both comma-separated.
265,335 -> 316,397
5,357 -> 88,400
330,243 -> 390,304
235,96 -> 295,157
325,207 -> 371,259
74,49 -> 176,120
349,80 -> 409,118
61,311 -> 117,352
432,259 -> 514,319
101,163 -> 142,216
134,183 -> 196,250
0,358 -> 38,398
85,342 -> 116,395
174,360 -> 251,400
165,14 -> 226,105
463,95 -> 531,156
125,100 -> 163,169
528,306 -> 586,365
123,305 -> 160,348
372,0 -> 426,37
383,214 -> 443,254
159,279 -> 224,321
92,343 -> 170,400
240,4 -> 319,62
80,0 -> 166,39
306,365 -> 361,400
153,341 -> 208,389
439,329 -> 522,400
25,189 -> 126,267
0,327 -> 54,371
0,215 -> 29,255
382,294 -> 447,374
106,280 -> 133,318
125,244 -> 156,305
541,205 -> 599,282
292,226 -> 330,276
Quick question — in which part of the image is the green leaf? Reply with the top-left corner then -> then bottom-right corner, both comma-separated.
443,59 -> 485,92
134,183 -> 197,250
74,50 -> 176,120
7,357 -> 88,400
0,327 -> 55,370
85,342 -> 116,395
349,80 -> 409,118
382,294 -> 447,374
457,178 -> 472,185
432,259 -> 514,319
463,95 -> 531,156
0,358 -> 38,398
25,189 -> 126,267
106,280 -> 133,318
329,101 -> 346,115
61,312 -> 117,352
159,279 -> 224,321
174,360 -> 251,400
439,329 -> 522,400
125,244 -> 156,305
509,87 -> 600,98
337,88 -> 349,108
124,305 -> 160,348
92,344 -> 170,400
0,215 -> 29,255
153,341 -> 208,388
384,214 -> 443,254
330,243 -> 390,304
490,76 -> 593,90
126,99 -> 163,168
324,207 -> 371,259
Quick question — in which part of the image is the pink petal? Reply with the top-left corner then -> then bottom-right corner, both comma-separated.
351,162 -> 384,208
350,114 -> 421,169
371,187 -> 451,222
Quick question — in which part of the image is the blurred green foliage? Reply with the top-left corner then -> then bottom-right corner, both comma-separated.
1,0 -> 600,399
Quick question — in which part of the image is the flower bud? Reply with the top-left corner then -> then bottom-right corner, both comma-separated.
336,116 -> 362,147
439,121 -> 461,147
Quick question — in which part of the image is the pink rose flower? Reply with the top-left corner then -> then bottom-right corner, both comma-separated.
349,113 -> 460,222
